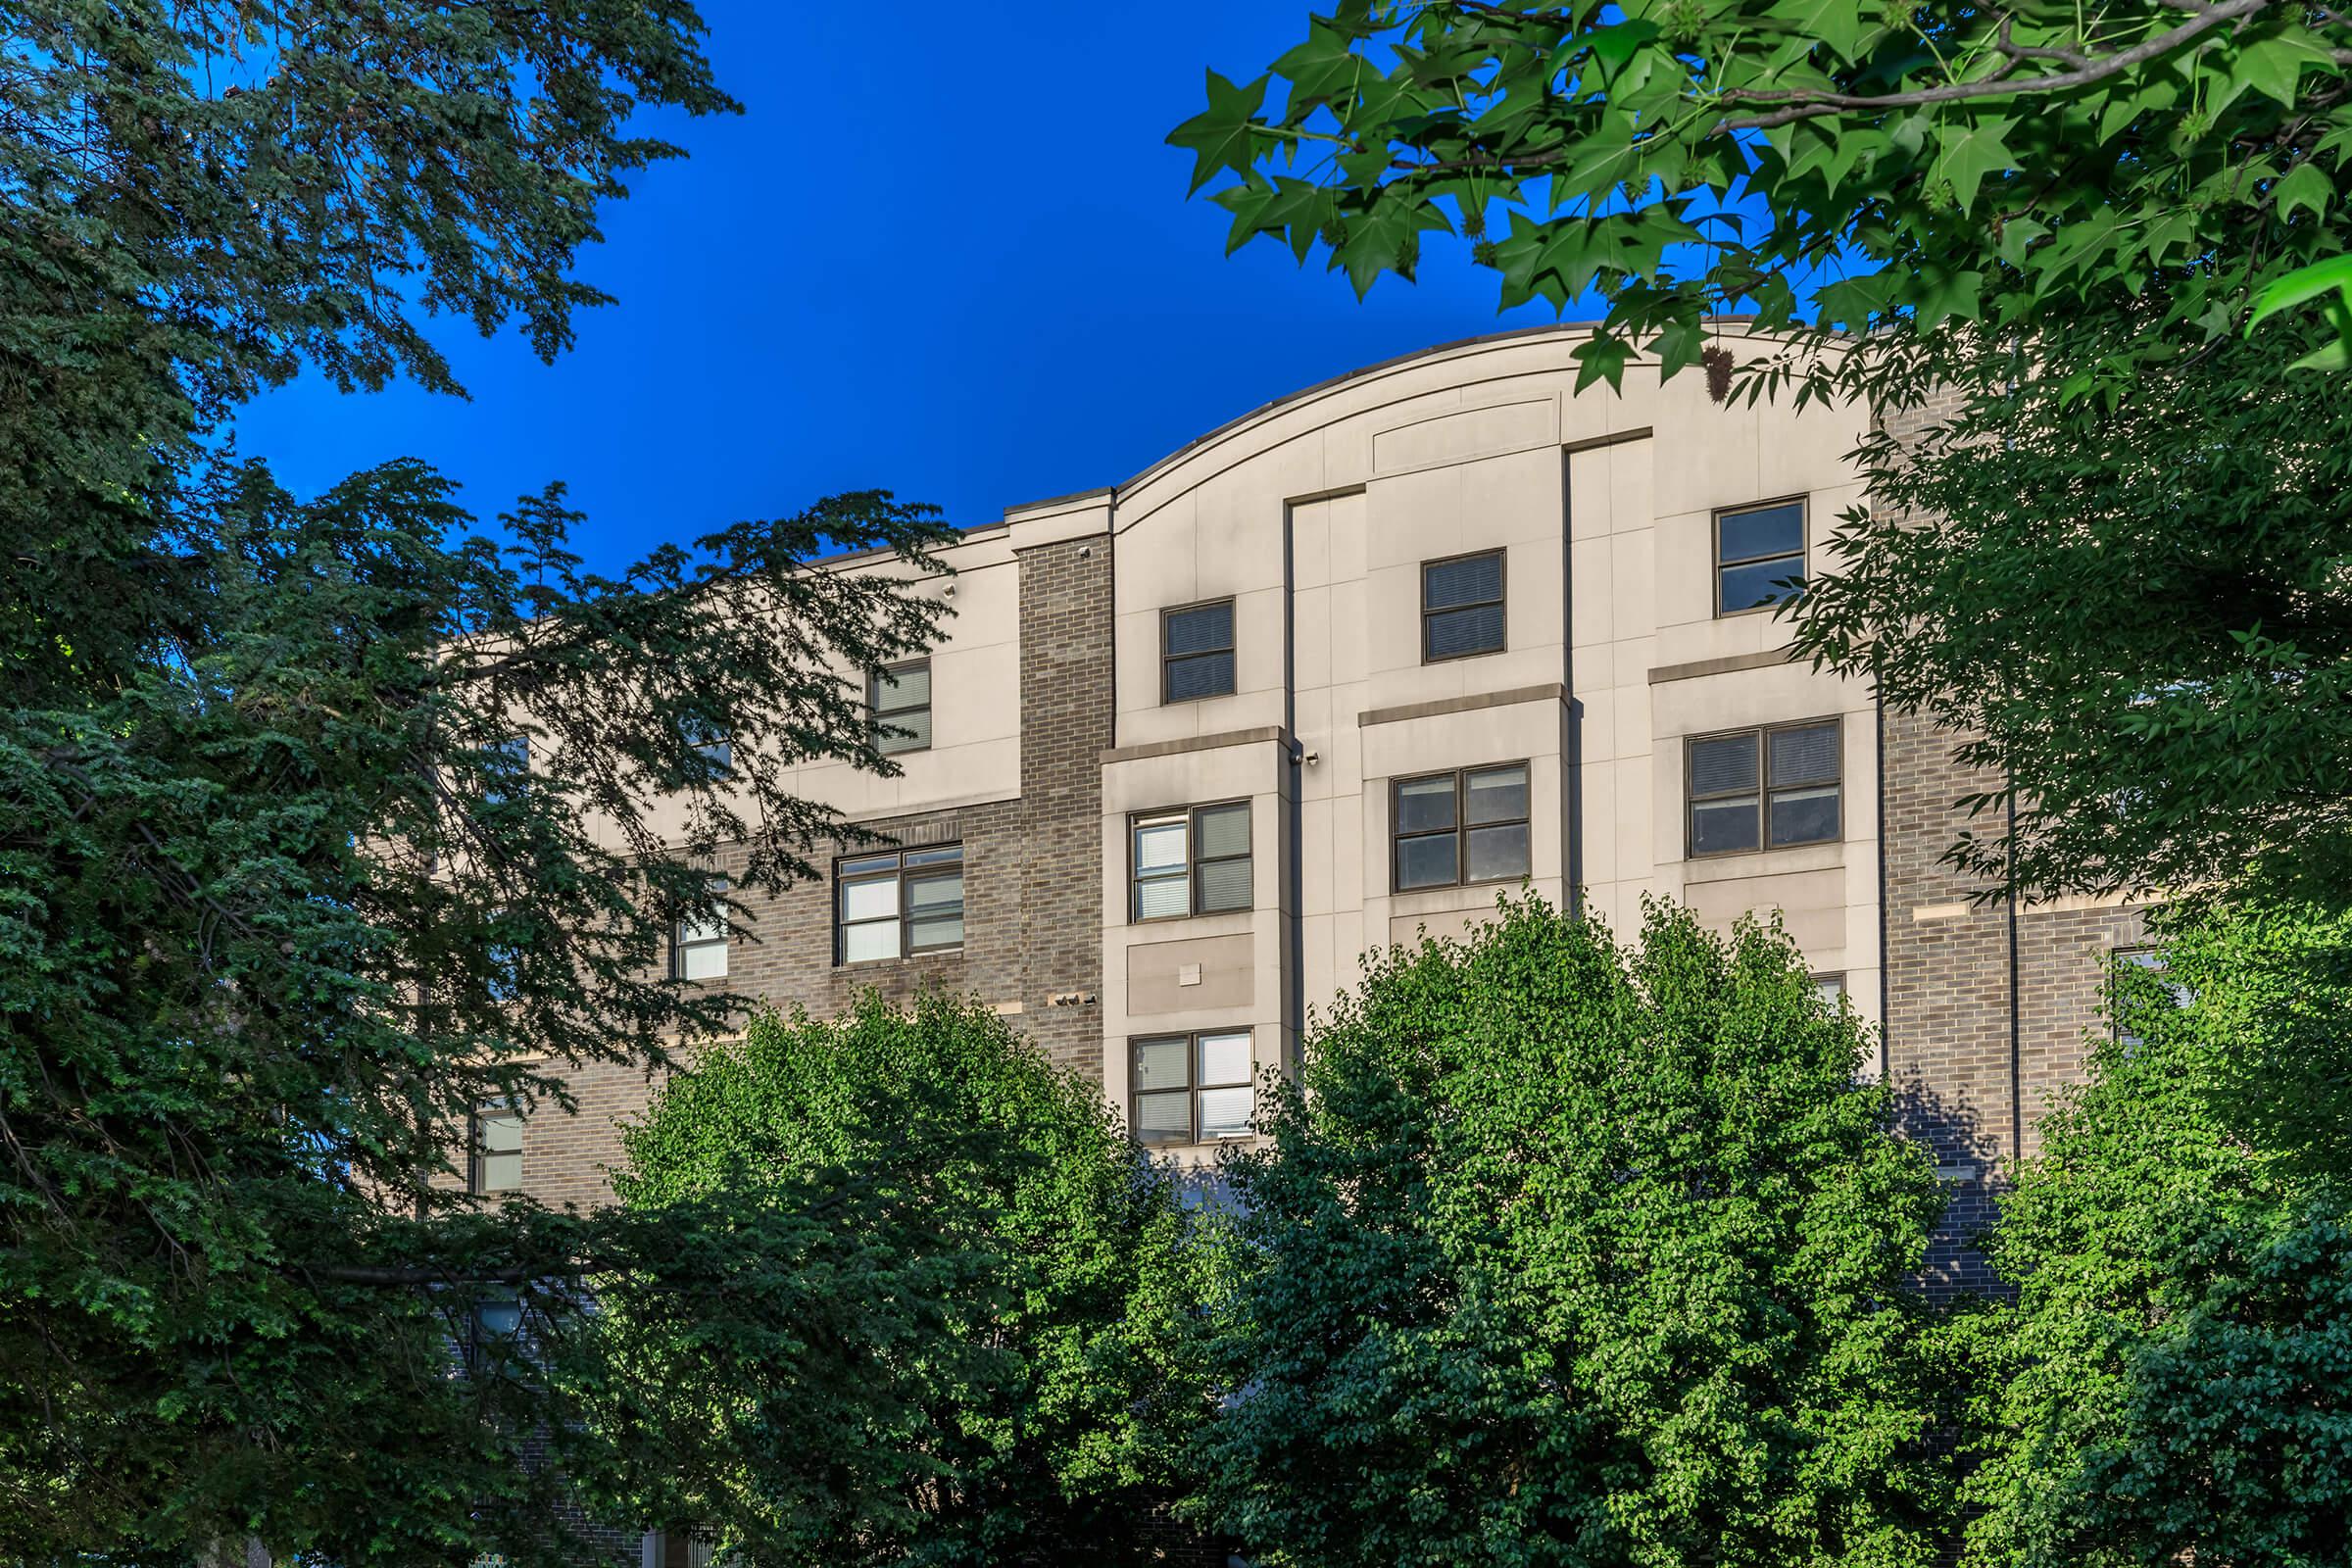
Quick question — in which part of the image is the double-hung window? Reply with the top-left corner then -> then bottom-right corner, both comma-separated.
1421,549 -> 1505,662
1131,802 -> 1252,921
469,1100 -> 523,1195
836,845 -> 964,962
1131,1030 -> 1254,1146
1392,763 -> 1531,891
870,661 -> 932,755
671,877 -> 728,980
1162,600 -> 1236,702
1687,719 -> 1842,856
1715,499 -> 1806,614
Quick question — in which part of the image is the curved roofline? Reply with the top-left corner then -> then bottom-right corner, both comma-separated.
1101,316 -> 1770,506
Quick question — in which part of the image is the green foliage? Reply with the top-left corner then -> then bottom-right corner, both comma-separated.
1188,7 -> 2352,919
2250,253 -> 2352,371
1790,319 -> 2352,902
1959,900 -> 2352,1565
1190,897 -> 1951,1568
2156,894 -> 2352,1179
0,5 -> 961,1562
576,996 -> 1208,1566
1178,0 -> 2352,399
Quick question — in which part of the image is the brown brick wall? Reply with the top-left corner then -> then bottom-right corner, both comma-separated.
2015,902 -> 2145,1157
510,531 -> 1111,1212
484,527 -> 1117,1555
1875,392 -> 2148,1298
1015,532 -> 1115,1077
1880,700 -> 2023,1298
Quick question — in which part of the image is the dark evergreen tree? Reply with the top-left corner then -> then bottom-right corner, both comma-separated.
0,6 -> 954,1560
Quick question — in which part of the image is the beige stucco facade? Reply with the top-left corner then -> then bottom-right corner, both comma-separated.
1065,325 -> 1879,1142
578,325 -> 1886,1157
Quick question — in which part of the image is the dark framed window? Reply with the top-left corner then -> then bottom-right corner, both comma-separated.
870,660 -> 932,755
480,734 -> 529,806
466,1297 -> 525,1375
472,1298 -> 523,1344
1392,762 -> 1531,891
1715,499 -> 1806,614
1131,802 -> 1252,921
671,876 -> 728,981
684,718 -> 731,778
1162,600 -> 1236,703
469,1100 -> 523,1195
2111,948 -> 2189,1048
1421,549 -> 1506,662
1687,719 -> 1842,857
1131,1030 -> 1254,1146
836,844 -> 964,963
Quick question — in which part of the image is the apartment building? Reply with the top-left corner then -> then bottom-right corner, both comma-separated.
508,322 -> 2149,1298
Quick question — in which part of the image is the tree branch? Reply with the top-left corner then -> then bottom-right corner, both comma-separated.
1716,0 -> 2278,131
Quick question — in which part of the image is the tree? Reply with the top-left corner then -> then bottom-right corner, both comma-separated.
1189,897 -> 1952,1568
1171,0 -> 2352,400
1,6 -> 958,1561
569,996 -> 1208,1566
1959,899 -> 2352,1565
1178,3 -> 2352,917
1789,321 -> 2352,901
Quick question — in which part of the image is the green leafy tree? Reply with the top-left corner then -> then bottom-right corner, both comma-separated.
0,6 -> 959,1562
1190,897 -> 1951,1568
1789,322 -> 2352,901
1172,0 -> 2351,398
1180,4 -> 2352,920
1960,899 -> 2352,1565
575,995 -> 1208,1566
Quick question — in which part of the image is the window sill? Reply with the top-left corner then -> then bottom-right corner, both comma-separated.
1682,840 -> 1844,881
1387,881 -> 1531,920
1121,907 -> 1257,938
1137,1134 -> 1261,1154
835,947 -> 966,969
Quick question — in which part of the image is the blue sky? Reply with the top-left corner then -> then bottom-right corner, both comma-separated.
233,2 -> 1575,571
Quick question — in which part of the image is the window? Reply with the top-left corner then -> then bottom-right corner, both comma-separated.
870,661 -> 932,755
1392,763 -> 1531,891
1715,499 -> 1806,614
836,845 -> 964,963
1421,549 -> 1506,662
480,734 -> 529,805
472,1298 -> 522,1345
1131,1030 -> 1254,1146
466,1296 -> 525,1375
642,1530 -> 719,1568
671,877 -> 728,981
469,1101 -> 522,1195
684,718 -> 731,778
1162,600 -> 1235,702
1814,973 -> 1847,1007
1687,720 -> 1841,857
1131,802 -> 1252,921
2112,948 -> 2189,1048
485,945 -> 521,1003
